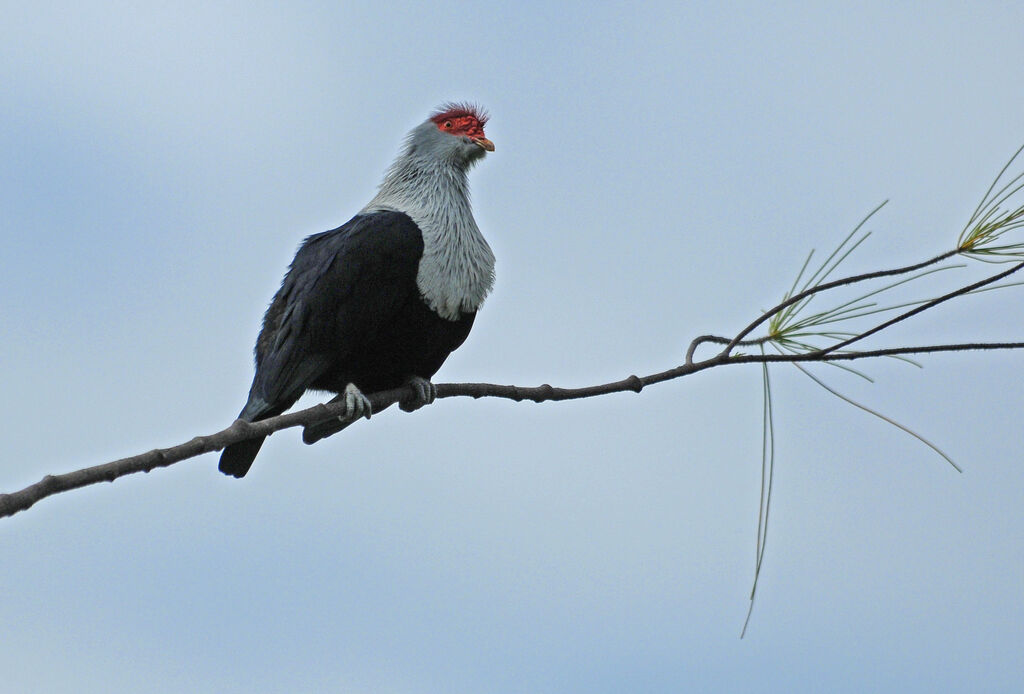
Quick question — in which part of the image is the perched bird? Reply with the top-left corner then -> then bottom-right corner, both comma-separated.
218,104 -> 496,478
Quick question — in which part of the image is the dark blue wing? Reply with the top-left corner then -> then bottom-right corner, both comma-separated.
241,210 -> 424,419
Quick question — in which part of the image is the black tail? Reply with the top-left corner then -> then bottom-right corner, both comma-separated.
218,435 -> 267,478
219,397 -> 277,478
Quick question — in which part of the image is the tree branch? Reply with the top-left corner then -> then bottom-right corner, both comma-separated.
3,338 -> 1023,520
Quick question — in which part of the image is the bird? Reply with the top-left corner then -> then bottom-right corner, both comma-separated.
218,103 -> 496,478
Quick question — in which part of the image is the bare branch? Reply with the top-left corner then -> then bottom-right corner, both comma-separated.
0,386 -> 409,519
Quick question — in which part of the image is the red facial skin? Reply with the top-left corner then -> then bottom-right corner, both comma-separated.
431,106 -> 495,151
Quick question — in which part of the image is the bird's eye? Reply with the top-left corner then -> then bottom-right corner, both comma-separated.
444,120 -> 453,129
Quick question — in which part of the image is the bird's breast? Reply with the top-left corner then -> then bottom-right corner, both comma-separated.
413,216 -> 495,321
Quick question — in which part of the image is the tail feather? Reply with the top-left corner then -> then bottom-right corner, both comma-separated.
219,397 -> 276,478
218,435 -> 267,478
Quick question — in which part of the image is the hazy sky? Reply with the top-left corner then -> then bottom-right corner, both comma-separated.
2,2 -> 1022,692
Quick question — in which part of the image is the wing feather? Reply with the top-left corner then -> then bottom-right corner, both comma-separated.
240,211 -> 424,419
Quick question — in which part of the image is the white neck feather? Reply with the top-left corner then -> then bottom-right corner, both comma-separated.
361,121 -> 495,321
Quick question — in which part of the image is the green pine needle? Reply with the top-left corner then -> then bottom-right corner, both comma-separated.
959,144 -> 1024,259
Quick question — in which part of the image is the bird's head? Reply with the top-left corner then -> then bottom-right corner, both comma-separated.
405,103 -> 494,169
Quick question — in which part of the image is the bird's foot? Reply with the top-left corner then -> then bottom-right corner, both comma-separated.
338,383 -> 372,422
399,376 -> 436,412
302,385 -> 369,445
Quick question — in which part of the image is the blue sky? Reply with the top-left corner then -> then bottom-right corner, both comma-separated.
2,2 -> 1022,692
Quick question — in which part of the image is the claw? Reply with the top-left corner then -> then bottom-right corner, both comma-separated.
399,376 -> 437,412
338,383 -> 372,422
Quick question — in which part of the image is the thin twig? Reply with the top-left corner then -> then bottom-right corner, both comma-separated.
723,249 -> 959,356
687,335 -> 768,364
821,261 -> 1024,355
